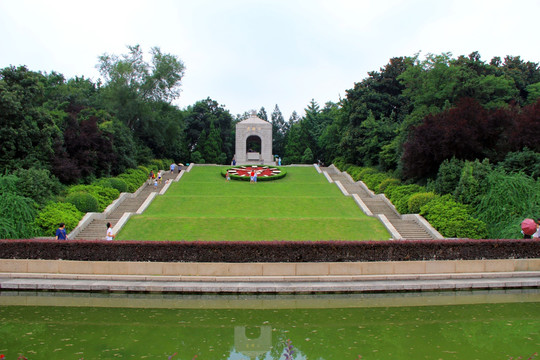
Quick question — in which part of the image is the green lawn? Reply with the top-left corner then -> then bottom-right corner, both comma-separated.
117,166 -> 390,241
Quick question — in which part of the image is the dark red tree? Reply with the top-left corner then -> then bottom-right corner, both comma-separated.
402,98 -> 491,179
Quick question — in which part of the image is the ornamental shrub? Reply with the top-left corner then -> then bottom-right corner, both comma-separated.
65,191 -> 99,213
377,178 -> 400,194
363,173 -> 390,193
420,194 -> 487,239
94,177 -> 128,193
117,168 -> 147,192
474,170 -> 540,239
353,167 -> 377,182
13,167 -> 64,205
389,184 -> 426,214
432,157 -> 464,195
0,192 -> 38,238
408,192 -> 438,214
68,185 -> 119,211
332,157 -> 347,171
35,202 -> 83,237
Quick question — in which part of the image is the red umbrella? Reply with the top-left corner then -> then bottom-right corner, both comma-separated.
521,218 -> 537,235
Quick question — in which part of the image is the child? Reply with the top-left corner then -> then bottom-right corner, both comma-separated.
226,172 -> 230,181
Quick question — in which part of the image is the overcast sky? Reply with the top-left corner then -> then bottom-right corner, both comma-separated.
1,0 -> 539,118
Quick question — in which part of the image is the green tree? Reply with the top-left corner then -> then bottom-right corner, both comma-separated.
0,66 -> 60,172
271,104 -> 286,158
97,45 -> 185,130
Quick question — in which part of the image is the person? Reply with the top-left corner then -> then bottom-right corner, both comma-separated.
254,170 -> 258,183
148,170 -> 154,184
154,179 -> 158,189
170,163 -> 175,173
55,223 -> 67,240
225,171 -> 230,181
250,170 -> 255,183
178,163 -> 183,173
533,219 -> 540,240
278,157 -> 281,166
106,222 -> 115,241
157,170 -> 162,184
232,156 -> 236,166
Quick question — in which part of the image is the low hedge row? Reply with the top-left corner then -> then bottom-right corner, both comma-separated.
1,239 -> 538,263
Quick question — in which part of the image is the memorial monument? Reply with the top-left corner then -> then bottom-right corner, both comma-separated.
234,110 -> 273,165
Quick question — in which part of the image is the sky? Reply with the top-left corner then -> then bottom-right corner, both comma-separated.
1,0 -> 539,119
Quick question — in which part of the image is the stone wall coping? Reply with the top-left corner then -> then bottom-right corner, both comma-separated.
1,258 -> 538,277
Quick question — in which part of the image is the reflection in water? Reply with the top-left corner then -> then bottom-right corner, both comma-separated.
0,290 -> 538,360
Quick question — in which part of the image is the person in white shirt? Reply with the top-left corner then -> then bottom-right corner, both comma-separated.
106,222 -> 115,241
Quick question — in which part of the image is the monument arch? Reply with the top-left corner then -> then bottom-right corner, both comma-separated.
234,111 -> 273,164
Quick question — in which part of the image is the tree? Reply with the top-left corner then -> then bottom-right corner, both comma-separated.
0,66 -> 60,172
401,98 -> 491,180
271,105 -> 286,158
184,98 -> 234,163
97,45 -> 185,130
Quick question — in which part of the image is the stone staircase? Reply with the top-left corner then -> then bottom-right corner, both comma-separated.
321,166 -> 440,240
72,171 -> 177,240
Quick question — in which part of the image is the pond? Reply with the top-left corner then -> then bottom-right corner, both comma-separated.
0,290 -> 538,360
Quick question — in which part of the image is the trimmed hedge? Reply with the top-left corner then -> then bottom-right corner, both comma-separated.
0,239 -> 538,262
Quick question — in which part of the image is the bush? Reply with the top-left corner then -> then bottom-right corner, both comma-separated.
377,178 -> 400,194
420,195 -> 488,239
332,157 -> 347,171
0,192 -> 38,238
453,159 -> 492,206
65,191 -> 99,213
68,185 -> 119,211
117,168 -> 147,192
13,167 -> 63,205
353,167 -> 377,182
498,148 -> 540,179
35,202 -> 83,237
92,178 -> 128,193
432,157 -> 464,195
388,184 -> 426,214
408,192 -> 438,214
363,172 -> 390,193
474,170 -> 540,239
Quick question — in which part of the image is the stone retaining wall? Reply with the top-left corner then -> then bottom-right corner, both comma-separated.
1,258 -> 538,277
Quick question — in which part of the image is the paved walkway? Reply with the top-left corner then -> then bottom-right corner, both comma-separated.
1,272 -> 538,293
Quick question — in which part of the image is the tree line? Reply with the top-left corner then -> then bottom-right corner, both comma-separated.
1,46 -> 539,238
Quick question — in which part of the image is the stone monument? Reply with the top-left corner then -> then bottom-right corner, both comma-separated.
234,110 -> 273,165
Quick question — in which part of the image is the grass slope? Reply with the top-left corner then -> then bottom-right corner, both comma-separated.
117,166 -> 390,241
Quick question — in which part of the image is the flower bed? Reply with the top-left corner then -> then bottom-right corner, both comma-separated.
221,165 -> 287,181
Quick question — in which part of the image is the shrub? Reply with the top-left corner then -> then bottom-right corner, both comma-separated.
388,184 -> 426,214
117,168 -> 147,192
432,157 -> 464,195
377,178 -> 400,194
332,157 -> 347,171
453,159 -> 492,206
13,167 -> 63,205
68,185 -> 119,211
109,178 -> 128,193
65,191 -> 99,213
93,178 -> 128,193
35,202 -> 83,237
363,173 -> 390,193
474,170 -> 540,239
0,192 -> 38,238
498,148 -> 540,179
354,167 -> 378,181
420,195 -> 488,239
408,192 -> 438,214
